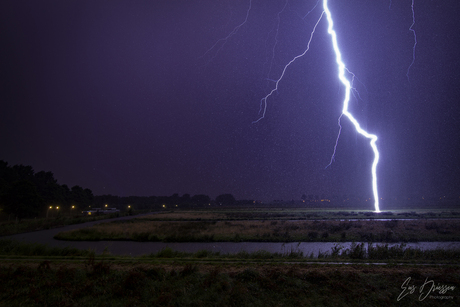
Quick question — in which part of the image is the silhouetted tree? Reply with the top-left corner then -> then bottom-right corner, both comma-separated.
71,186 -> 93,207
0,160 -> 95,216
12,164 -> 34,181
84,188 -> 94,205
191,194 -> 210,206
33,171 -> 64,205
60,184 -> 72,206
2,180 -> 44,220
170,193 -> 180,205
216,194 -> 236,206
180,193 -> 191,205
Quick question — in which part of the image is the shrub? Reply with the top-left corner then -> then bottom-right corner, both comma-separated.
384,220 -> 398,229
307,232 -> 318,240
132,232 -> 150,241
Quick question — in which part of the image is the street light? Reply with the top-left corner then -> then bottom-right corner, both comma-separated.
46,206 -> 53,218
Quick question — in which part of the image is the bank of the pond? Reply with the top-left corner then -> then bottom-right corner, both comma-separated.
6,233 -> 460,257
54,218 -> 460,243
2,213 -> 459,257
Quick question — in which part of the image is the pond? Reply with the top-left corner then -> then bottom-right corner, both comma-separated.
4,214 -> 460,256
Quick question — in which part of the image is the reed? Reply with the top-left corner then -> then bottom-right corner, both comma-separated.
55,218 -> 460,243
1,257 -> 459,306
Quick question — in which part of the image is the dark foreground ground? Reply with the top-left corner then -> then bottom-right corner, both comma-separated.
2,207 -> 459,306
0,238 -> 459,307
1,259 -> 459,307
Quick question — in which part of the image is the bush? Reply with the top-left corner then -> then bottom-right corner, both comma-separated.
307,232 -> 318,240
132,232 -> 150,241
384,220 -> 398,229
0,239 -> 90,257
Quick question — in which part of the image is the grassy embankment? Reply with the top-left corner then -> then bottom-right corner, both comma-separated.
1,239 -> 459,306
55,210 -> 460,242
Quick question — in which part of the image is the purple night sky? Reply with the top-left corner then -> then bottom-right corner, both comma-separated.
1,0 -> 459,204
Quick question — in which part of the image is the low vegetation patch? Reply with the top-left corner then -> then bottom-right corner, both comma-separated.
2,239 -> 460,263
140,209 -> 460,221
1,256 -> 459,306
0,239 -> 93,257
1,238 -> 460,305
55,218 -> 460,243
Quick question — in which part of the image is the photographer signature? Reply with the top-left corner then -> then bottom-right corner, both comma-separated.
397,277 -> 456,301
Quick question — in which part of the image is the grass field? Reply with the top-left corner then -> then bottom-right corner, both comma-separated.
135,208 -> 460,221
0,239 -> 459,306
3,205 -> 460,306
55,209 -> 460,243
0,212 -> 129,236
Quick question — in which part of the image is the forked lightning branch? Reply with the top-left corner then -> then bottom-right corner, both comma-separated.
205,0 -> 418,213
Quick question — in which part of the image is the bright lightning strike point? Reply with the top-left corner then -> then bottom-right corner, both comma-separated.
323,0 -> 380,212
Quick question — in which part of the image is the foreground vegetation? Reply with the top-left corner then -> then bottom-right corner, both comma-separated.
2,239 -> 460,262
2,261 -> 459,306
55,212 -> 460,243
1,240 -> 459,306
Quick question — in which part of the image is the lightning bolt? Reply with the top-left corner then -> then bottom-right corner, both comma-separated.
406,0 -> 417,81
201,0 -> 252,64
263,0 -> 289,95
253,1 -> 380,212
303,0 -> 321,20
204,1 -> 385,212
253,10 -> 324,123
323,0 -> 380,212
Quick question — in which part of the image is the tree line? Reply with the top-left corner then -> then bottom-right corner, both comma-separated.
94,193 -> 245,210
0,160 -> 247,220
0,160 -> 93,220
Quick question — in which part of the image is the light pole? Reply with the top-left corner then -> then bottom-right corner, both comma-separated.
46,206 -> 52,219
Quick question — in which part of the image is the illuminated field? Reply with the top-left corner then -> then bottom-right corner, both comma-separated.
55,209 -> 460,243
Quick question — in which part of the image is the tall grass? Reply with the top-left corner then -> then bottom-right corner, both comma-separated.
55,218 -> 460,243
0,239 -> 93,257
316,242 -> 460,261
1,257 -> 459,306
142,244 -> 460,262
